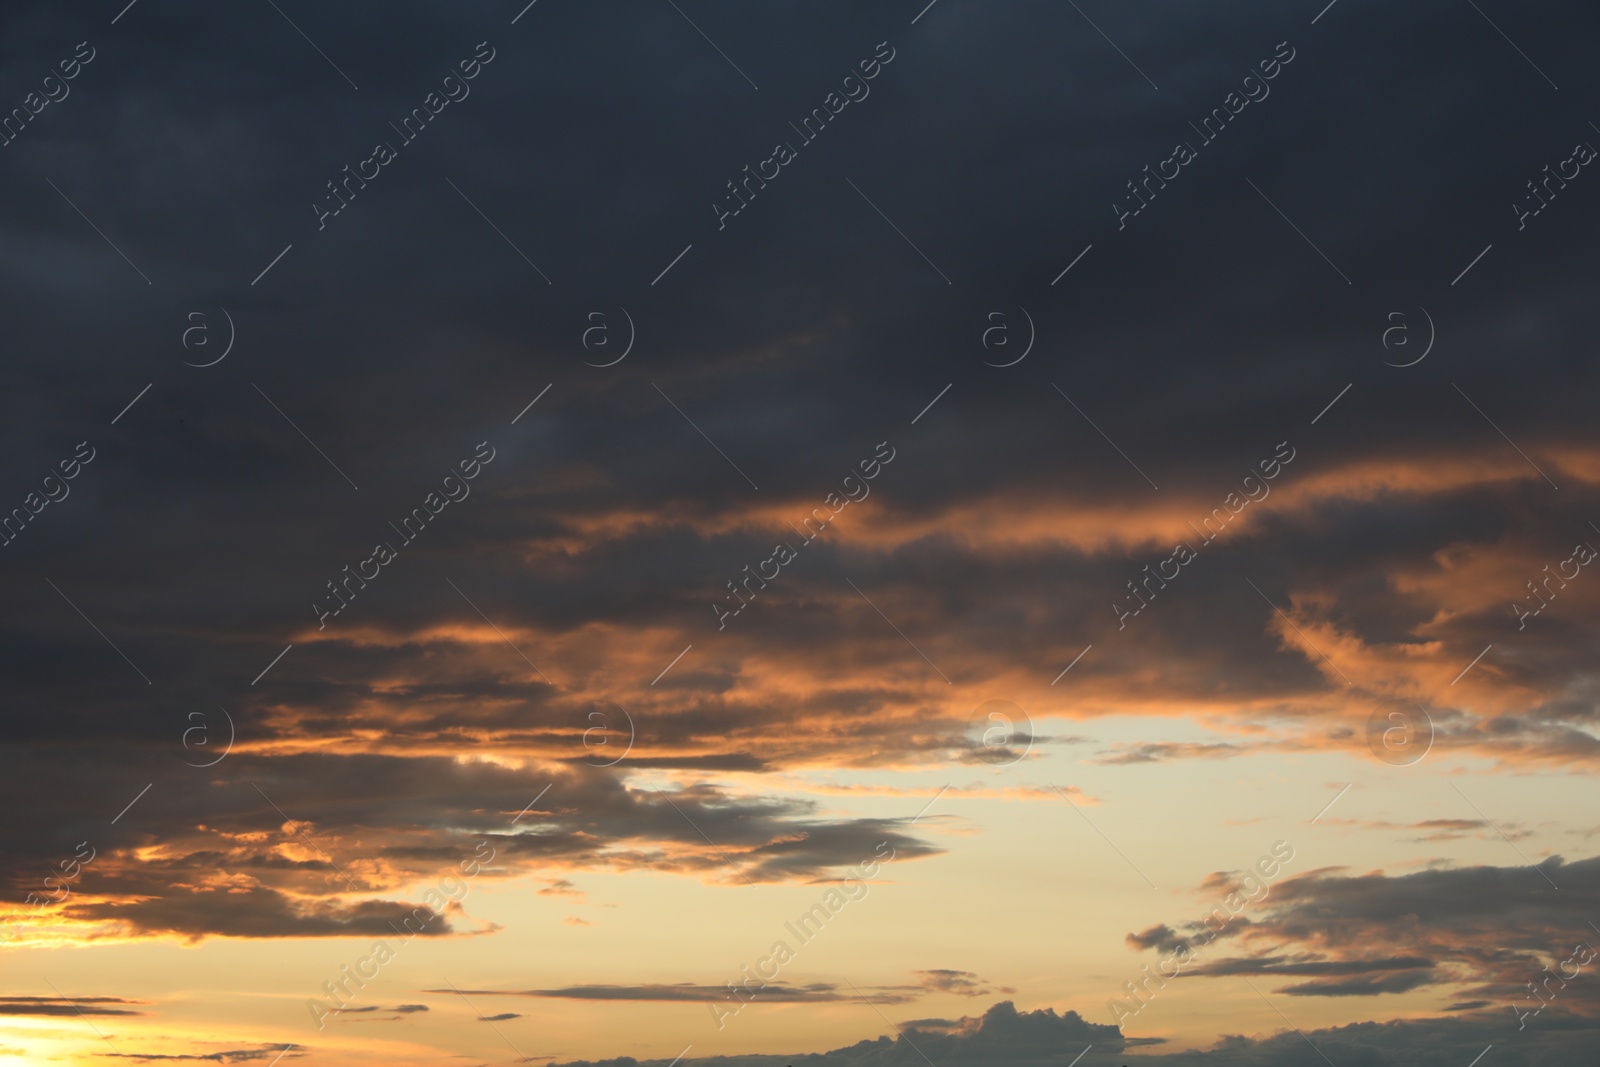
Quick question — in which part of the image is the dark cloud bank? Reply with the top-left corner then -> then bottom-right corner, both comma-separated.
546,1000 -> 1595,1067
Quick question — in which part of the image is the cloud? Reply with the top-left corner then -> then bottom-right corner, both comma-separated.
1,755 -> 941,943
1181,955 -> 1436,978
1313,816 -> 1525,844
100,1044 -> 305,1063
422,982 -> 919,1004
333,1003 -> 435,1025
1275,971 -> 1440,997
549,1001 -> 1121,1067
1123,853 -> 1600,1012
1091,741 -> 1246,765
543,1002 -> 1600,1067
913,969 -> 1016,997
0,995 -> 143,1016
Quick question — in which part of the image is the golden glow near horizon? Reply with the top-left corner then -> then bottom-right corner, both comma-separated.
9,712 -> 1594,1065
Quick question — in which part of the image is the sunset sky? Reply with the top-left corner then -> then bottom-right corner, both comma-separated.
3,2 -> 1599,1065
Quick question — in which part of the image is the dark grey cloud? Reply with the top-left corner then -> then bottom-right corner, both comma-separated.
1092,742 -> 1245,765
100,1044 -> 305,1063
0,751 -> 939,941
421,982 -> 919,1005
327,1002 -> 433,1025
1123,854 -> 1600,1016
0,994 -> 142,1016
553,1001 -> 1124,1067
913,968 -> 1015,997
0,0 -> 1595,771
547,1001 -> 1597,1067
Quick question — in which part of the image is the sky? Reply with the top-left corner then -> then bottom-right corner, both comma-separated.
2,1 -> 1599,1065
